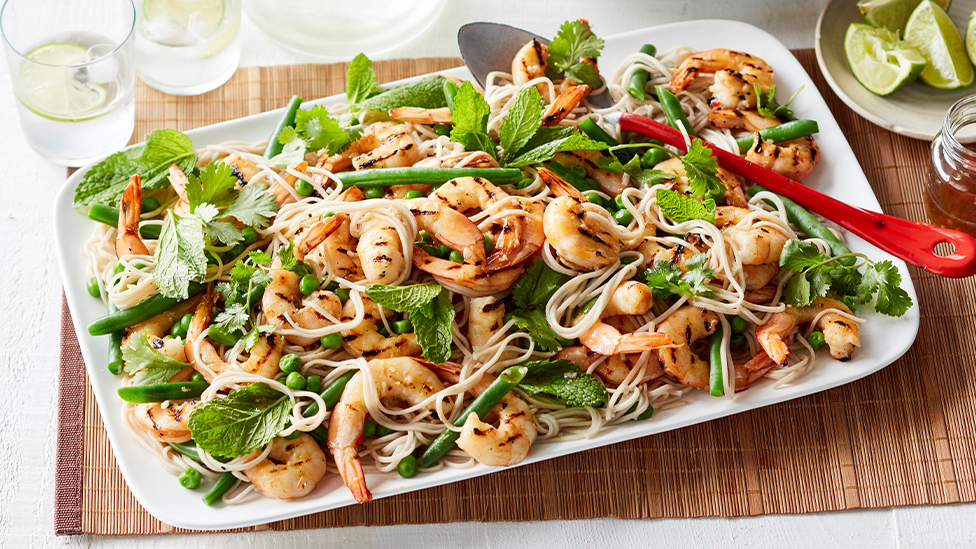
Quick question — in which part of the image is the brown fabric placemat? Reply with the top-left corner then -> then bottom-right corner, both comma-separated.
55,50 -> 976,536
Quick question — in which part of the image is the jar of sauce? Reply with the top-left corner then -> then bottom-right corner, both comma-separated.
925,95 -> 976,237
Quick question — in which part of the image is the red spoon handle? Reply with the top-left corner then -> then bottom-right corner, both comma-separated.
619,113 -> 976,278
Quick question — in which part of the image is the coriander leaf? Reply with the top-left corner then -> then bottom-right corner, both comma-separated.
188,383 -> 291,460
249,250 -> 273,266
621,154 -> 643,176
871,260 -> 912,317
829,267 -> 862,297
755,84 -> 799,121
783,271 -> 812,307
220,183 -> 278,229
413,289 -> 455,363
203,220 -> 244,246
680,139 -> 724,198
779,239 -> 828,273
73,129 -> 198,207
633,169 -> 677,186
809,267 -> 832,301
270,126 -> 308,168
122,331 -> 192,386
365,283 -> 443,312
241,324 -> 276,352
186,162 -> 237,211
510,308 -> 564,352
346,53 -> 378,106
643,260 -> 686,299
655,188 -> 716,224
274,241 -> 315,279
450,81 -> 497,159
511,259 -> 570,309
252,268 -> 272,287
153,212 -> 207,300
518,359 -> 608,407
356,74 -> 448,112
229,261 -> 256,284
214,302 -> 249,335
296,105 -> 353,155
505,127 -> 608,167
681,254 -> 716,298
548,20 -> 605,88
498,86 -> 545,156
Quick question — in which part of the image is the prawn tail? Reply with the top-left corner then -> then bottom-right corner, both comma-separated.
334,447 -> 372,503
734,352 -> 776,393
615,332 -> 673,354
757,333 -> 790,366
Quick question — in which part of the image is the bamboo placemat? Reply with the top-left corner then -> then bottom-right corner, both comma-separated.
54,50 -> 976,536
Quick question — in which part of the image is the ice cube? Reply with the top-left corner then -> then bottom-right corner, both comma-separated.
142,17 -> 193,47
85,44 -> 118,84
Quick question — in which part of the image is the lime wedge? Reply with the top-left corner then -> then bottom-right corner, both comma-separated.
905,0 -> 974,89
19,43 -> 108,121
858,0 -> 951,35
143,0 -> 225,36
966,11 -> 976,67
846,24 -> 927,95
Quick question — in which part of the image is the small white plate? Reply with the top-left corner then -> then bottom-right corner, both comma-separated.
54,19 -> 920,530
815,0 -> 976,140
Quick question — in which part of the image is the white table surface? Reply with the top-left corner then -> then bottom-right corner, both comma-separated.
2,0 -> 974,546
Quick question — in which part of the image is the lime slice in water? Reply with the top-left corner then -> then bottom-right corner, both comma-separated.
905,0 -> 974,89
20,42 -> 108,121
858,0 -> 951,35
144,0 -> 225,36
846,24 -> 927,95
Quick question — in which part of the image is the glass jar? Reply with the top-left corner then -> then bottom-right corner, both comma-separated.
924,95 -> 976,237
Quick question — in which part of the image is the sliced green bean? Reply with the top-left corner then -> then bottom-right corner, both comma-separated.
168,441 -> 202,463
106,300 -> 124,376
117,381 -> 209,403
263,95 -> 303,158
655,85 -> 696,137
336,167 -> 522,188
419,366 -> 527,469
578,117 -> 619,146
203,472 -> 237,506
735,119 -> 820,153
443,80 -> 459,113
627,44 -> 658,100
709,327 -> 724,397
746,185 -> 854,266
88,204 -> 161,240
88,282 -> 206,335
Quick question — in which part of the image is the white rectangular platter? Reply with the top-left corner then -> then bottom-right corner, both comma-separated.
54,19 -> 920,530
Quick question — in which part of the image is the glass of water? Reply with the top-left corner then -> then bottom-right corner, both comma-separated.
135,0 -> 241,95
1,0 -> 136,166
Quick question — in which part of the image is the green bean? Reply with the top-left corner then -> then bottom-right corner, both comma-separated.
88,282 -> 206,335
641,147 -> 669,169
309,425 -> 329,446
419,366 -> 527,468
443,80 -> 459,113
709,327 -> 724,397
746,185 -> 854,266
88,204 -> 161,240
320,370 -> 357,410
627,44 -> 658,100
203,472 -> 237,506
117,381 -> 209,403
106,300 -> 124,375
578,117 -> 619,146
263,95 -> 303,158
207,325 -> 242,347
336,167 -> 523,188
168,441 -> 203,462
655,86 -> 696,137
734,119 -> 820,153
247,283 -> 266,308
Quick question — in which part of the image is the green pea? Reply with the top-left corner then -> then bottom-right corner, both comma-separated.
730,333 -> 747,349
807,331 -> 826,352
190,372 -> 206,383
279,354 -> 302,374
376,423 -> 395,437
306,375 -> 322,394
322,212 -> 335,220
320,333 -> 342,349
484,234 -> 493,253
583,191 -> 604,207
417,230 -> 431,242
286,371 -> 307,390
613,208 -> 634,225
436,243 -> 452,258
241,227 -> 258,246
112,262 -> 125,277
392,319 -> 413,334
170,322 -> 186,338
299,274 -> 320,296
224,244 -> 245,260
363,187 -> 385,199
325,280 -> 340,291
377,325 -> 390,337
86,277 -> 101,297
620,256 -> 636,265
334,288 -> 350,303
397,455 -> 418,478
432,124 -> 453,136
404,190 -> 424,199
363,420 -> 377,438
641,148 -> 669,169
614,194 -> 630,210
178,314 -> 193,334
730,316 -> 748,334
141,196 -> 161,213
517,177 -> 533,189
449,250 -> 464,263
294,179 -> 314,196
179,468 -> 201,489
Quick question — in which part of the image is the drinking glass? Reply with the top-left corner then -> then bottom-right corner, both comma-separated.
135,0 -> 242,95
1,0 -> 136,166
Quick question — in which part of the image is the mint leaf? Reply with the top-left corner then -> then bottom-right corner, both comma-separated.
681,139 -> 724,198
122,331 -> 191,386
73,129 -> 198,207
510,308 -> 563,352
188,383 -> 291,460
413,289 -> 455,363
655,188 -> 716,224
511,259 -> 570,309
186,162 -> 237,212
450,81 -> 497,159
499,87 -> 545,158
220,183 -> 278,229
549,20 -> 604,88
518,359 -> 608,407
366,283 -> 443,312
633,169 -> 677,186
356,74 -> 448,112
346,53 -> 378,106
153,212 -> 207,299
505,127 -> 608,167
